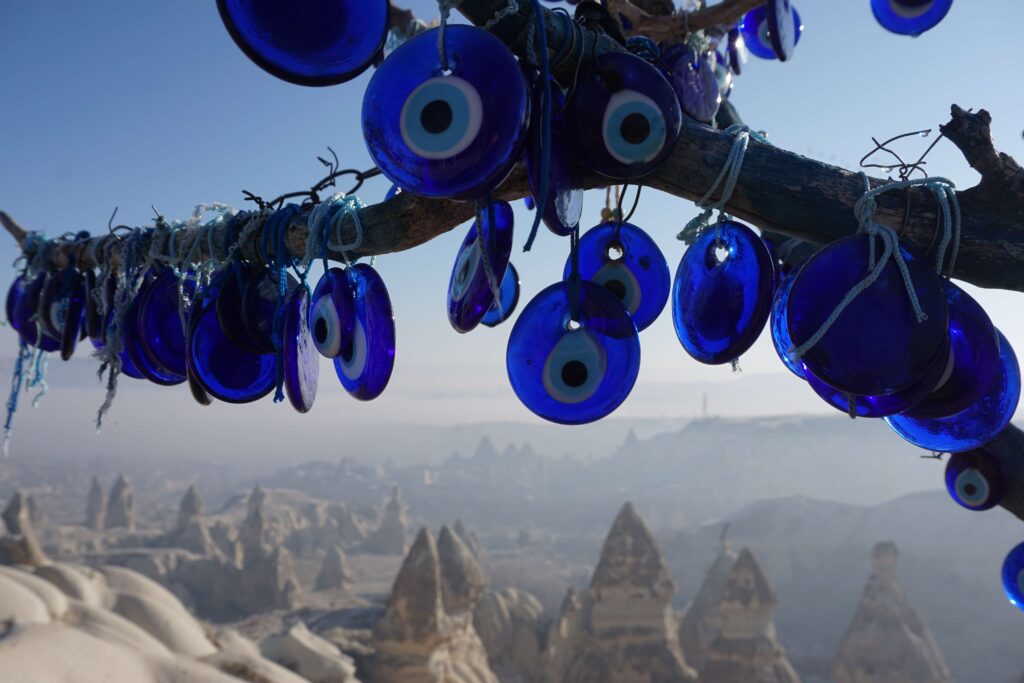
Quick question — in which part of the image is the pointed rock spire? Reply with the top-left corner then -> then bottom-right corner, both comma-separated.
315,545 -> 355,591
374,527 -> 444,645
85,476 -> 106,530
165,484 -> 219,557
26,494 -> 44,528
359,486 -> 409,556
240,489 -> 268,557
105,474 -> 134,529
437,525 -> 487,614
177,485 -> 204,531
680,523 -> 739,669
590,501 -> 676,602
453,518 -> 485,563
2,490 -> 31,535
0,490 -> 46,566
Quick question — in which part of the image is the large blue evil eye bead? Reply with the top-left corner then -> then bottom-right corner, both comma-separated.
310,268 -> 355,359
137,270 -> 192,378
448,201 -> 515,333
216,0 -> 389,86
673,221 -> 775,365
334,264 -> 395,400
526,78 -> 583,236
123,283 -> 185,387
886,330 -> 1020,453
872,0 -> 953,36
566,52 -> 682,180
1002,541 -> 1024,612
566,222 -> 669,332
481,263 -> 520,328
787,234 -> 948,397
283,286 -> 319,413
770,271 -> 805,379
506,280 -> 640,425
362,26 -> 529,200
945,452 -> 1006,511
740,2 -> 802,61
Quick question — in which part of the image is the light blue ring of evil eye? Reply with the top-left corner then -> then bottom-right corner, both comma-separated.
603,91 -> 668,165
400,76 -> 482,160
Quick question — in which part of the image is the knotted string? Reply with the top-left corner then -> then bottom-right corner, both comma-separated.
484,0 -> 519,30
522,0 -> 553,254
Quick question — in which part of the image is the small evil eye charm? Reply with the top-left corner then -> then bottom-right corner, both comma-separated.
362,25 -> 529,200
136,269 -> 192,378
123,281 -> 185,387
526,77 -> 584,236
944,452 -> 1006,511
662,46 -> 720,124
481,263 -> 520,328
872,0 -> 953,36
673,221 -> 775,365
740,2 -> 803,61
333,264 -> 395,400
448,200 -> 514,333
310,267 -> 355,358
282,285 -> 319,413
14,273 -> 60,352
216,0 -> 389,85
506,279 -> 640,425
58,270 -> 86,361
566,51 -> 682,180
1003,541 -> 1024,612
565,222 -> 669,332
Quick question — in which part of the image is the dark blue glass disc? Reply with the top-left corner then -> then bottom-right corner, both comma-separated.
136,270 -> 192,379
448,201 -> 515,334
663,46 -> 720,124
84,270 -> 103,341
217,265 -> 266,354
886,330 -> 1020,453
727,27 -> 746,75
283,286 -> 318,413
566,222 -> 669,332
526,77 -> 583,236
310,267 -> 355,358
944,451 -> 1006,512
333,264 -> 395,400
481,263 -> 520,328
740,4 -> 802,60
1002,542 -> 1024,612
872,0 -> 952,36
216,0 -> 389,86
242,268 -> 298,355
565,51 -> 682,180
59,271 -> 86,362
363,26 -> 529,200
14,273 -> 60,352
123,283 -> 185,387
787,234 -> 948,397
672,221 -> 775,365
770,271 -> 805,379
506,279 -> 640,425
803,361 -> 941,418
39,272 -> 68,340
6,276 -> 26,333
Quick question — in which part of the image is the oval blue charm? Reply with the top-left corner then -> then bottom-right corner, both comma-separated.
14,273 -> 61,352
363,25 -> 529,200
506,279 -> 640,425
283,285 -> 318,413
663,46 -> 720,124
871,0 -> 952,36
59,271 -> 86,361
333,264 -> 395,400
673,221 -> 775,365
242,268 -> 298,355
885,330 -> 1020,453
481,263 -> 520,328
216,0 -> 389,86
526,77 -> 583,236
217,265 -> 267,354
1002,541 -> 1024,611
787,234 -> 949,397
945,451 -> 1006,512
448,200 -> 515,333
310,267 -> 355,358
770,271 -> 805,379
84,270 -> 103,341
740,3 -> 802,61
136,270 -> 191,379
566,222 -> 669,332
565,51 -> 682,180
123,282 -> 185,387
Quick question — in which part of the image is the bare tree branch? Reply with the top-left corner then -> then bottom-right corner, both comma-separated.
606,0 -> 767,42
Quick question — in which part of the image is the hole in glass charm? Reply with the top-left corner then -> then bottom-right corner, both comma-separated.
447,201 -> 515,334
945,451 -> 1006,511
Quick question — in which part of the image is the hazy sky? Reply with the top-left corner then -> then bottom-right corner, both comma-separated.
1,1 -> 1022,455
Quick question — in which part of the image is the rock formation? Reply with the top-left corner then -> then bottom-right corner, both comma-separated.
162,486 -> 220,558
453,518 -> 485,564
106,475 -> 134,530
86,476 -> 106,531
699,547 -> 802,683
438,525 -> 487,615
366,527 -> 499,683
545,502 -> 697,683
315,546 -> 354,591
26,494 -> 44,528
260,621 -> 360,683
3,490 -> 32,536
679,524 -> 738,669
359,487 -> 409,556
240,486 -> 269,557
474,587 -> 545,683
0,491 -> 46,566
832,542 -> 951,683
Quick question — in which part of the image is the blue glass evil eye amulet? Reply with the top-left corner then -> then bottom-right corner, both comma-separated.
507,280 -> 640,425
566,222 -> 669,332
283,285 -> 319,413
673,221 -> 774,365
740,2 -> 802,61
565,51 -> 682,180
945,451 -> 1006,512
448,201 -> 514,333
136,270 -> 190,379
362,26 -> 529,200
310,267 -> 355,359
216,0 -> 389,85
481,263 -> 520,328
872,0 -> 953,36
1002,541 -> 1024,612
334,264 -> 395,401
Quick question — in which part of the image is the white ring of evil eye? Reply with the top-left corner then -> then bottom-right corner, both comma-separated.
955,467 -> 991,507
312,294 -> 342,358
601,89 -> 668,165
542,328 -> 608,405
337,317 -> 368,381
450,237 -> 483,302
890,0 -> 937,19
592,261 -> 643,316
400,75 -> 483,160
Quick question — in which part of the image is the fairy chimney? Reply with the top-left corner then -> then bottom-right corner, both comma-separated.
359,486 -> 409,555
165,485 -> 219,557
453,518 -> 485,563
240,486 -> 268,556
85,476 -> 106,530
26,494 -> 44,528
0,490 -> 46,566
832,542 -> 951,683
315,545 -> 355,591
105,474 -> 134,529
680,523 -> 739,669
437,525 -> 487,615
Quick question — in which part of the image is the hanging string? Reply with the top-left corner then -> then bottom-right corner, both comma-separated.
2,340 -> 31,456
567,225 -> 582,322
436,0 -> 464,72
27,346 -> 48,408
483,0 -> 519,30
475,196 -> 505,319
522,0 -> 553,254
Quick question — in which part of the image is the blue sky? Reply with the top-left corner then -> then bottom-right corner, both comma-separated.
0,1 -> 1022,454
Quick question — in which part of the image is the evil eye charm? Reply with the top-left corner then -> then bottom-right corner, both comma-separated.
566,222 -> 669,332
566,51 -> 682,180
886,330 -> 1020,453
310,267 -> 355,358
242,268 -> 298,354
662,46 -> 720,124
740,2 -> 803,61
526,77 -> 584,236
770,271 -> 805,379
481,263 -> 520,328
506,279 -> 640,425
84,271 -> 104,341
1002,542 -> 1024,612
333,264 -> 395,400
123,281 -> 185,387
672,221 -> 775,365
787,234 -> 949,397
363,26 -> 529,200
872,0 -> 953,36
137,269 -> 192,378
945,452 -> 1006,511
448,201 -> 515,333
217,265 -> 266,354
59,271 -> 86,361
13,273 -> 61,352
283,286 -> 319,413
216,0 -> 389,85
